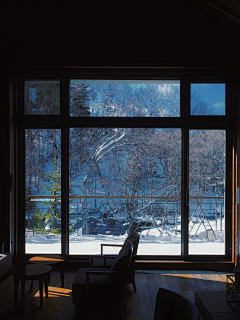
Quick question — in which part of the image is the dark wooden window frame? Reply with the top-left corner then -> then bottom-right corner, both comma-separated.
14,67 -> 237,267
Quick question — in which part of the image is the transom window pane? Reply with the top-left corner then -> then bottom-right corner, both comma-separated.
190,83 -> 225,115
70,80 -> 180,117
25,81 -> 60,115
69,128 -> 181,255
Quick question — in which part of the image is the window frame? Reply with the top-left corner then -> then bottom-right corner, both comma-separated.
15,68 -> 236,263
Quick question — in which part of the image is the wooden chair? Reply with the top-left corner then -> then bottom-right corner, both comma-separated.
90,230 -> 139,291
154,288 -> 200,320
72,240 -> 133,319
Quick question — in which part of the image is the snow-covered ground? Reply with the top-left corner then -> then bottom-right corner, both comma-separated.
26,219 -> 225,255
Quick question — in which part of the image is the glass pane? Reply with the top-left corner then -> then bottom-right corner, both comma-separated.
25,129 -> 61,253
25,81 -> 60,115
69,128 -> 181,255
70,80 -> 180,117
189,130 -> 225,255
191,83 -> 225,115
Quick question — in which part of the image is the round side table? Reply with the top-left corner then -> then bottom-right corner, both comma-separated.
11,264 -> 52,308
29,255 -> 65,287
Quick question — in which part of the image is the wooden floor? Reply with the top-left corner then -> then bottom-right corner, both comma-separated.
0,270 -> 230,320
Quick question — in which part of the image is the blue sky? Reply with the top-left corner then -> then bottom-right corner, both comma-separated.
191,83 -> 225,115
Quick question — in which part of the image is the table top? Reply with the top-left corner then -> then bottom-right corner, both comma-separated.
29,255 -> 65,265
11,264 -> 52,277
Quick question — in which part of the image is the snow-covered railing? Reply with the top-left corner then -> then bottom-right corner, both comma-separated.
25,195 -> 224,238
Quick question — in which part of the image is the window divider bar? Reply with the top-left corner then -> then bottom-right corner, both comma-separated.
17,79 -> 26,257
181,81 -> 190,259
61,79 -> 69,256
182,128 -> 189,259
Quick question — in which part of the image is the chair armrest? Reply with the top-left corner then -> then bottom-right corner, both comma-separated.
100,243 -> 123,254
86,270 -> 117,284
86,270 -> 117,275
90,255 -> 116,268
90,255 -> 116,259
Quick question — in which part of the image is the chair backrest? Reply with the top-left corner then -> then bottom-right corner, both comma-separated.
121,230 -> 140,256
110,240 -> 133,274
129,230 -> 140,255
154,288 -> 199,320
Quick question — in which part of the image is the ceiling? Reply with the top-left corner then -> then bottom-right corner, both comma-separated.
197,0 -> 240,34
3,0 -> 240,67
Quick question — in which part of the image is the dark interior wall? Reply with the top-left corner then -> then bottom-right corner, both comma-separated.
1,0 -> 240,255
6,0 -> 240,67
237,81 -> 240,265
0,1 -> 10,252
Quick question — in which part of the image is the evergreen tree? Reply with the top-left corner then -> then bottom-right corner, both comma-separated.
41,148 -> 61,232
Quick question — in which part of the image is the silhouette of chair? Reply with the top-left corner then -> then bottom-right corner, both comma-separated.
90,229 -> 139,291
72,240 -> 133,318
154,288 -> 200,320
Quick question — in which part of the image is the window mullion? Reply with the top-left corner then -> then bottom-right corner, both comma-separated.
181,81 -> 190,259
61,79 -> 69,255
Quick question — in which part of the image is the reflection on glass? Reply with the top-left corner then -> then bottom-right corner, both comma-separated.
25,129 -> 61,253
70,80 -> 180,117
25,81 -> 60,115
189,130 -> 225,255
69,128 -> 181,255
191,83 -> 225,115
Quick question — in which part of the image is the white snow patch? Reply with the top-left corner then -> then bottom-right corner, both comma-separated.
26,228 -> 225,256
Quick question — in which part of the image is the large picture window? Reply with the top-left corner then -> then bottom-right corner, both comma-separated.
19,74 -> 233,261
69,127 -> 181,255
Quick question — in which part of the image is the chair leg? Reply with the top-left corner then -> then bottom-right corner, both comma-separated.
75,304 -> 84,319
132,279 -> 137,292
120,284 -> 128,316
122,297 -> 128,316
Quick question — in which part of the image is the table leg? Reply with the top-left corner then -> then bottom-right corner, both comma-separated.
60,268 -> 64,288
21,280 -> 25,297
39,278 -> 43,308
30,280 -> 33,291
14,277 -> 19,308
44,274 -> 48,298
